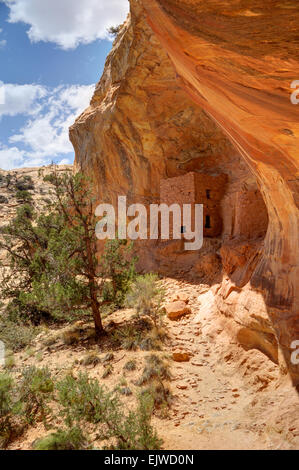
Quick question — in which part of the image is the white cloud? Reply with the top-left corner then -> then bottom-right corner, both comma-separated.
0,83 -> 94,169
0,146 -> 24,170
0,83 -> 47,117
57,158 -> 72,165
4,0 -> 129,49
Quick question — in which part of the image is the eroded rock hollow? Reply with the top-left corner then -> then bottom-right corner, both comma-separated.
70,1 -> 299,386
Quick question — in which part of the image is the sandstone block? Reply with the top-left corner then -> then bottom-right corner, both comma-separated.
165,301 -> 191,320
172,351 -> 191,362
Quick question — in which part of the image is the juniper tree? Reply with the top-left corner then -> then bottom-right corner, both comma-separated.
107,25 -> 122,37
0,171 -> 136,336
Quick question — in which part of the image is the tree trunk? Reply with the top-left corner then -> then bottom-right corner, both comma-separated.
89,280 -> 104,336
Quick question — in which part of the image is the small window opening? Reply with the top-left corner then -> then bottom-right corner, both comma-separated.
205,215 -> 211,229
206,189 -> 211,199
181,226 -> 186,234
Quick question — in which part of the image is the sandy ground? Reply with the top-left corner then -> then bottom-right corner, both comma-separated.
5,277 -> 298,451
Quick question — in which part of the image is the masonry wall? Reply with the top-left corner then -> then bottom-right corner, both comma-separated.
194,173 -> 227,237
160,172 -> 196,241
160,171 -> 227,243
160,172 -> 196,206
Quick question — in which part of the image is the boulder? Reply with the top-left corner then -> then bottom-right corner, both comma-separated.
177,292 -> 189,303
172,351 -> 191,362
165,301 -> 191,320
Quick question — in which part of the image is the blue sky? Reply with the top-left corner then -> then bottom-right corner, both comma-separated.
0,0 -> 129,169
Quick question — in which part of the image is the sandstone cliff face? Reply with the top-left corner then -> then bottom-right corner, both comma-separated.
140,0 -> 299,385
70,1 -> 298,385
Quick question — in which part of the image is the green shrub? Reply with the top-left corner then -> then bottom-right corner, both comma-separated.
61,328 -> 81,345
16,190 -> 33,203
103,352 -> 114,363
0,369 -> 163,450
0,319 -> 38,351
0,373 -> 14,418
124,360 -> 137,372
139,327 -> 166,351
80,352 -> 101,367
15,176 -> 34,191
141,381 -> 172,418
110,318 -> 152,351
19,367 -> 54,425
3,174 -> 13,189
136,355 -> 172,418
57,373 -> 109,426
111,325 -> 139,351
108,393 -> 162,450
0,195 -> 8,204
0,373 -> 22,449
33,427 -> 90,450
3,297 -> 52,326
107,25 -> 122,37
4,351 -> 15,370
126,274 -> 165,327
137,354 -> 171,386
102,364 -> 113,379
0,416 -> 13,449
57,373 -> 162,450
119,376 -> 127,386
101,239 -> 137,308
